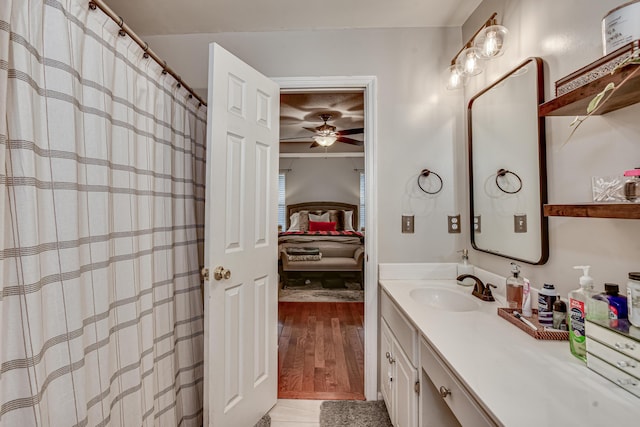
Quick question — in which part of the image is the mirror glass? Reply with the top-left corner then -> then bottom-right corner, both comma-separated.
468,57 -> 548,264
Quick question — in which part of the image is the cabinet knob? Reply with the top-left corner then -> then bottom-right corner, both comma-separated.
617,360 -> 637,368
385,351 -> 391,360
439,386 -> 451,398
615,342 -> 635,350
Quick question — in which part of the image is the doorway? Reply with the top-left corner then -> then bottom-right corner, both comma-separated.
274,76 -> 378,401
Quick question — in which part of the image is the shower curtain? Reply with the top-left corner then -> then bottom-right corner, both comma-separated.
0,0 -> 206,426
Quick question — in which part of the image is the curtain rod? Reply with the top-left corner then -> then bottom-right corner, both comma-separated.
88,0 -> 207,107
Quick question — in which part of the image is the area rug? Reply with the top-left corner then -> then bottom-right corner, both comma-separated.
319,400 -> 392,427
279,281 -> 364,302
253,414 -> 270,427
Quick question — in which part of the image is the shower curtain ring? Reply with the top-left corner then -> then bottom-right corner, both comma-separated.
117,16 -> 124,27
88,2 -> 97,10
495,168 -> 523,194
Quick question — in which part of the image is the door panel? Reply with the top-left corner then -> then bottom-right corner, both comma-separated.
204,42 -> 280,427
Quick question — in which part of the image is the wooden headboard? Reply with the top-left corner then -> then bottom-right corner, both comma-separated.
286,201 -> 359,231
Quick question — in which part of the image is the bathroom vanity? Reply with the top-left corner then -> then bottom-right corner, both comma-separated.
379,264 -> 640,427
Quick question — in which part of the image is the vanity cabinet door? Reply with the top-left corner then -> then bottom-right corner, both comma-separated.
394,339 -> 419,427
381,319 -> 395,422
420,337 -> 497,427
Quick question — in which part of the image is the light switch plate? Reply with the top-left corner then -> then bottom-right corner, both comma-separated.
514,214 -> 527,233
402,215 -> 414,233
448,215 -> 461,233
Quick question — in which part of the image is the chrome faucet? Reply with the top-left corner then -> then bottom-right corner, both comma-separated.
456,274 -> 496,301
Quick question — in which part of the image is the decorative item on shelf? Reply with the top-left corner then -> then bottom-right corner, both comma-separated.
495,168 -> 522,194
444,12 -> 508,90
562,43 -> 640,144
417,168 -> 443,194
624,168 -> 640,201
592,175 -> 626,202
602,0 -> 640,55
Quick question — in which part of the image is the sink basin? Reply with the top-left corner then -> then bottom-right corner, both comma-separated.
409,287 -> 480,312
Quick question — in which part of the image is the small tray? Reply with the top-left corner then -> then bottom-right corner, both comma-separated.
497,308 -> 569,341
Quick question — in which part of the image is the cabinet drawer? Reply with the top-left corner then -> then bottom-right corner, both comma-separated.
587,321 -> 640,361
381,289 -> 418,365
587,353 -> 640,398
587,338 -> 640,379
420,337 -> 497,427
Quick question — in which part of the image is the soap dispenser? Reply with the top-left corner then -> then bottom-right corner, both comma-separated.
568,265 -> 596,363
457,249 -> 474,276
506,262 -> 524,310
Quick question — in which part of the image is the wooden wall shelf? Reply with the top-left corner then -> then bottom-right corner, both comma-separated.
544,203 -> 640,219
539,64 -> 640,117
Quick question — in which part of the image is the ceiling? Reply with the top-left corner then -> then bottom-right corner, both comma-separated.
102,0 -> 481,154
104,0 -> 481,36
280,92 -> 364,155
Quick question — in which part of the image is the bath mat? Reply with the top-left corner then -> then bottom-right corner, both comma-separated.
319,400 -> 392,427
253,414 -> 270,427
279,281 -> 363,302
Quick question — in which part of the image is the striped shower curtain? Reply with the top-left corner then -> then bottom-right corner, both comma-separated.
0,0 -> 206,426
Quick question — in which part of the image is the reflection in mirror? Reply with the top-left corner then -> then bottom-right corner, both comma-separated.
468,57 -> 548,264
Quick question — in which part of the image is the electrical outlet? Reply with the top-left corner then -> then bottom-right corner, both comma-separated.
514,214 -> 527,233
473,215 -> 481,233
402,215 -> 414,233
447,215 -> 461,233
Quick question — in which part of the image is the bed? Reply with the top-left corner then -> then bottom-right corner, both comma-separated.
278,201 -> 365,287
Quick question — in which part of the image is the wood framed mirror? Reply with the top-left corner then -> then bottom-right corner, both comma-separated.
468,57 -> 548,264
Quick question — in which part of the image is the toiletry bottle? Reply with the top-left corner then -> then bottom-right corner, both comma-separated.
568,265 -> 596,362
538,283 -> 557,326
628,272 -> 640,327
553,298 -> 568,331
506,262 -> 524,310
604,283 -> 628,327
456,249 -> 474,276
522,278 -> 532,317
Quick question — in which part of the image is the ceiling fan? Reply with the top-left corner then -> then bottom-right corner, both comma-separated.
282,113 -> 364,148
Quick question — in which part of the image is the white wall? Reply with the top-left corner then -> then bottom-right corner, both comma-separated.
462,0 -> 640,297
146,27 -> 465,263
280,157 -> 363,206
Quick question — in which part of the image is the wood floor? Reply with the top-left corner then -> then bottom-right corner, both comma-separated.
278,301 -> 365,400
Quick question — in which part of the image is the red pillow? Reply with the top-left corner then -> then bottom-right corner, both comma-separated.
309,221 -> 336,231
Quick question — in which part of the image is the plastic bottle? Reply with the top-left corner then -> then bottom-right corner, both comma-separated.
506,262 -> 524,310
522,278 -> 532,317
456,249 -> 474,276
553,298 -> 568,331
538,283 -> 557,326
604,283 -> 628,327
628,272 -> 640,327
568,266 -> 596,362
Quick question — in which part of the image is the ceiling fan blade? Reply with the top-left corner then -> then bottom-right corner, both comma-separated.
336,127 -> 364,136
309,141 -> 320,148
280,136 -> 312,141
336,136 -> 364,146
302,126 -> 318,133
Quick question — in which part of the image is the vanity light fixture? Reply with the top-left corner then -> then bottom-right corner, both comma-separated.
445,12 -> 508,90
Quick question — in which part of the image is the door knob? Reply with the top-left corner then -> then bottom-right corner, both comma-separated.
214,266 -> 231,281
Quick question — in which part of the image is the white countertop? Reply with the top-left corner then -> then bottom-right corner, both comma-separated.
379,278 -> 640,426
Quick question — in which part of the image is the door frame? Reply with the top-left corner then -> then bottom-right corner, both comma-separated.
274,76 -> 378,400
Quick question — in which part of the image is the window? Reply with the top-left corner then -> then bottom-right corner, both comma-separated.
359,172 -> 365,231
278,173 -> 286,231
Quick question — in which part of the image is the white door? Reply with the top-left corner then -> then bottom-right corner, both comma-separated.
203,43 -> 280,427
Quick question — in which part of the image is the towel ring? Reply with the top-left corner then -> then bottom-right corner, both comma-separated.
495,168 -> 522,194
417,169 -> 443,195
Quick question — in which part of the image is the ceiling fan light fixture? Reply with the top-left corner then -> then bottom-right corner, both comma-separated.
313,134 -> 337,147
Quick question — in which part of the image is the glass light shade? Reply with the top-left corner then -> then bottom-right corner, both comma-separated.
313,135 -> 337,147
474,25 -> 508,59
444,65 -> 468,90
455,47 -> 485,76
